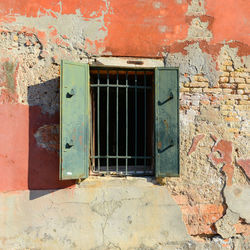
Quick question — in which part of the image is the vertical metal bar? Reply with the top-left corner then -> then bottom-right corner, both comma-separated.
97,70 -> 100,171
106,70 -> 109,173
116,71 -> 119,172
144,72 -> 147,171
134,71 -> 137,172
125,72 -> 128,175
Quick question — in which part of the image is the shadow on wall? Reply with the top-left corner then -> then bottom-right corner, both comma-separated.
27,77 -> 75,199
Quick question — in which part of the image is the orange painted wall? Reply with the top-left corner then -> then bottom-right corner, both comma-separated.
0,0 -> 249,57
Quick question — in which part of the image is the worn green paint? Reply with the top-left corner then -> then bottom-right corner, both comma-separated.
60,61 -> 90,180
155,68 -> 179,177
3,61 -> 15,93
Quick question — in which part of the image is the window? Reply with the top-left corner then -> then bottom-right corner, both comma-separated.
90,68 -> 154,176
60,61 -> 179,180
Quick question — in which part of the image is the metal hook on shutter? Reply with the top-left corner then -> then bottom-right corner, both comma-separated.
158,91 -> 173,105
157,139 -> 174,153
66,88 -> 76,98
65,139 -> 74,149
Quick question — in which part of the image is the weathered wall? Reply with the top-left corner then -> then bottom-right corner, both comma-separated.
0,0 -> 249,249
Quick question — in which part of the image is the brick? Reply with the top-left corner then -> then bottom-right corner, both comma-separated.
229,77 -> 235,83
219,77 -> 229,83
183,82 -> 190,87
223,60 -> 233,66
189,82 -> 208,88
237,89 -> 244,94
225,100 -> 235,105
221,111 -> 236,116
238,83 -> 247,89
221,65 -> 227,71
244,88 -> 250,94
234,77 -> 246,83
221,72 -> 230,77
220,83 -> 236,89
200,100 -> 210,105
13,35 -> 18,41
194,75 -> 208,82
222,89 -> 233,94
246,78 -> 250,84
223,94 -> 247,100
227,128 -> 239,133
180,87 -> 190,92
224,117 -> 240,122
239,100 -> 250,105
190,88 -> 202,93
235,105 -> 250,111
221,105 -> 233,111
231,71 -> 248,78
203,88 -> 222,93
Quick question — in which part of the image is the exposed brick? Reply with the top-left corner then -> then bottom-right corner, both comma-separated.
190,88 -> 202,93
189,82 -> 208,88
237,83 -> 247,89
219,77 -> 229,83
236,89 -> 244,94
227,128 -> 239,133
180,87 -> 190,92
194,75 -> 208,82
224,117 -> 240,122
223,60 -> 233,66
235,105 -> 250,111
220,83 -> 236,89
238,100 -> 250,105
234,77 -> 246,83
203,88 -> 222,93
222,89 -> 233,94
221,105 -> 233,111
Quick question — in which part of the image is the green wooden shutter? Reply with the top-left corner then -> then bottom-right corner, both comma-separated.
155,68 -> 179,177
60,60 -> 90,180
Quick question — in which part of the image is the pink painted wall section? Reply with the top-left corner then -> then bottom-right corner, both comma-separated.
0,104 -> 29,191
0,104 -> 75,192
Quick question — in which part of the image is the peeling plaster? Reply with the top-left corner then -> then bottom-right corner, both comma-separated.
2,1 -> 113,55
218,44 -> 250,70
187,17 -> 212,41
166,43 -> 219,86
186,0 -> 206,16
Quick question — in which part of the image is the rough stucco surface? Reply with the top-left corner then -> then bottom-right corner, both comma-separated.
0,0 -> 249,249
0,178 -> 192,249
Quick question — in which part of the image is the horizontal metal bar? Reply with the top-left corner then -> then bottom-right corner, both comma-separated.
90,84 -> 152,89
92,170 -> 154,176
91,156 -> 153,159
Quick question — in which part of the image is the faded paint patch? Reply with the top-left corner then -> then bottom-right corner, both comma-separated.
2,2 -> 112,55
186,0 -> 206,16
188,134 -> 205,156
187,17 -> 212,41
237,159 -> 250,179
34,124 -> 59,152
0,60 -> 19,103
166,43 -> 219,86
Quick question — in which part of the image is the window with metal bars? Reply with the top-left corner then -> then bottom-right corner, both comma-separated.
59,60 -> 179,180
90,68 -> 154,176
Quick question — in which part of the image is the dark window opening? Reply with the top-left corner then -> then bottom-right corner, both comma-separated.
90,68 -> 154,176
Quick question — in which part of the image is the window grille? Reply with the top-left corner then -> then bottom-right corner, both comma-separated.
90,68 -> 154,176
